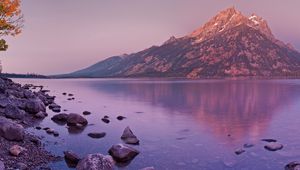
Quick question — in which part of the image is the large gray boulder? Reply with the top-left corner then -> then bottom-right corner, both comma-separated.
0,117 -> 24,141
108,144 -> 139,162
25,98 -> 46,114
121,126 -> 140,145
67,113 -> 88,127
4,104 -> 26,120
76,154 -> 114,170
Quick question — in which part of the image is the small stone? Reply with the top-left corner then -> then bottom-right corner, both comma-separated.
103,115 -> 109,119
62,92 -> 67,95
117,116 -> 126,120
101,118 -> 110,124
264,142 -> 283,151
9,145 -> 26,156
35,126 -> 42,130
88,132 -> 106,139
46,128 -> 55,134
121,126 -> 139,145
83,111 -> 91,115
285,161 -> 300,170
261,139 -> 277,143
234,148 -> 245,155
243,143 -> 254,148
68,94 -> 74,96
53,131 -> 59,137
15,162 -> 28,170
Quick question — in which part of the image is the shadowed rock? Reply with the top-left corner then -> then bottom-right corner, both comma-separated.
4,104 -> 25,120
264,142 -> 283,151
88,132 -> 106,139
64,151 -> 81,168
0,117 -> 24,141
285,162 -> 300,170
67,113 -> 88,127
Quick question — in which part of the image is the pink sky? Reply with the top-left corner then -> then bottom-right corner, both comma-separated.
1,0 -> 300,75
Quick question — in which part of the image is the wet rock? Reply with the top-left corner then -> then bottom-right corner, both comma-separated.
261,139 -> 277,143
25,98 -> 46,114
285,162 -> 300,170
117,116 -> 126,121
62,92 -> 67,95
46,128 -> 55,134
35,111 -> 48,119
0,161 -> 4,170
76,153 -> 114,170
0,117 -> 24,141
64,151 -> 81,168
51,113 -> 69,123
121,126 -> 139,145
103,115 -> 109,119
101,118 -> 110,124
140,167 -> 155,170
4,104 -> 26,120
49,103 -> 61,110
35,126 -> 42,130
53,131 -> 59,137
234,148 -> 245,155
15,162 -> 28,170
243,143 -> 255,148
68,94 -> 74,96
88,132 -> 106,139
67,113 -> 88,127
108,144 -> 139,162
264,142 -> 283,151
83,111 -> 91,115
9,145 -> 27,156
51,107 -> 61,113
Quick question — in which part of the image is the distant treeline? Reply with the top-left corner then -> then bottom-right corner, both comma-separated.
0,73 -> 48,79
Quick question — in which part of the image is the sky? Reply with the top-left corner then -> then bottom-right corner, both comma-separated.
1,0 -> 300,75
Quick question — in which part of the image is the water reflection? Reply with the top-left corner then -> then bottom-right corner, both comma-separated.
89,80 -> 300,142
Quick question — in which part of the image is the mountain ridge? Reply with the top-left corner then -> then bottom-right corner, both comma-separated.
57,7 -> 300,78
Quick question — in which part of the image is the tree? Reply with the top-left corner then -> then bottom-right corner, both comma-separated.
0,0 -> 23,51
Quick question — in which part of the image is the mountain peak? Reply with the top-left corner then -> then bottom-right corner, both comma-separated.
189,7 -> 274,43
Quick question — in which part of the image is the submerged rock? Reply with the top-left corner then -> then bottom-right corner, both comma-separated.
51,113 -> 69,123
101,118 -> 110,124
121,126 -> 139,145
108,144 -> 139,162
76,153 -> 114,170
67,113 -> 88,127
83,111 -> 91,115
117,116 -> 126,121
0,117 -> 24,141
285,162 -> 300,170
261,139 -> 277,143
25,98 -> 46,114
88,132 -> 106,139
264,142 -> 283,151
234,148 -> 245,155
64,151 -> 81,168
243,143 -> 255,148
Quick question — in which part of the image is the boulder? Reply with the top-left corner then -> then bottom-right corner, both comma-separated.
67,113 -> 88,127
121,126 -> 140,145
108,144 -> 139,162
76,154 -> 114,170
25,98 -> 46,114
101,118 -> 110,124
264,142 -> 283,151
4,104 -> 26,120
9,145 -> 27,156
35,111 -> 48,119
88,132 -> 106,139
0,117 -> 24,141
285,162 -> 300,170
64,151 -> 81,168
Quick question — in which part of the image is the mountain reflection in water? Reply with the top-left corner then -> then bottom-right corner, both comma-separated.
88,79 -> 300,143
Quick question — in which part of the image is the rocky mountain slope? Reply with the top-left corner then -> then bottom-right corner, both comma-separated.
60,7 -> 300,78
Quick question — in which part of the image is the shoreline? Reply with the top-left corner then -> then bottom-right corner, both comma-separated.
0,77 -> 61,169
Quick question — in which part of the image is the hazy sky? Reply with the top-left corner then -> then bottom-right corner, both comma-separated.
1,0 -> 300,75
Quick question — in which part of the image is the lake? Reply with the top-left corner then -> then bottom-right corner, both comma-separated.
13,78 -> 300,170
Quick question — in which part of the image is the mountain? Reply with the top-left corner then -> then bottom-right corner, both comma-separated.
59,7 -> 300,78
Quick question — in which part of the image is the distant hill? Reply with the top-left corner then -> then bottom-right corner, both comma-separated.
57,7 -> 300,78
0,73 -> 48,79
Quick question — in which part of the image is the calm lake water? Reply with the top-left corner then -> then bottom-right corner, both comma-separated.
13,78 -> 300,170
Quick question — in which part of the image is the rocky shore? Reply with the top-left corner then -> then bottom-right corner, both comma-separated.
0,77 -> 60,169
